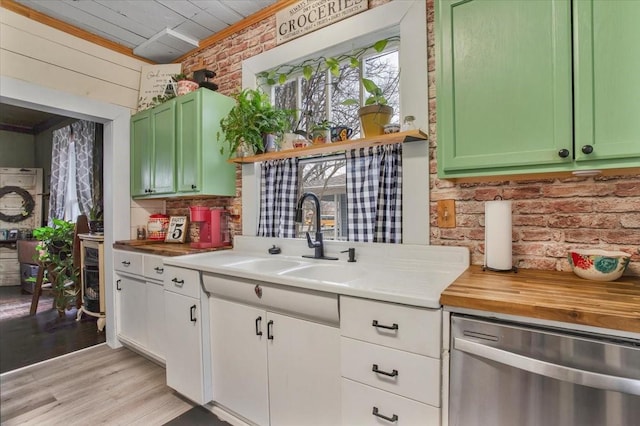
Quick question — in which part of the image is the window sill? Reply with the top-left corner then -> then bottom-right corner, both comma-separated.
228,129 -> 428,164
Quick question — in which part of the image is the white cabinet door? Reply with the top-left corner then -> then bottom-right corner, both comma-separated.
117,275 -> 146,346
211,297 -> 269,426
164,291 -> 205,404
146,280 -> 165,359
268,312 -> 341,426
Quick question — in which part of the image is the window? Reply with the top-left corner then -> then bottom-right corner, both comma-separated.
296,155 -> 347,241
242,0 -> 429,243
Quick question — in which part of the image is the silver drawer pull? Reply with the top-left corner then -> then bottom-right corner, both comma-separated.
154,267 -> 164,273
372,364 -> 398,377
372,320 -> 398,330
121,260 -> 130,266
372,407 -> 398,423
171,277 -> 184,286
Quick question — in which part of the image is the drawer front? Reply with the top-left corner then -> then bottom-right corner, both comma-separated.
341,337 -> 440,406
113,250 -> 143,275
202,273 -> 339,325
342,378 -> 440,426
143,254 -> 166,282
340,296 -> 441,358
164,266 -> 200,298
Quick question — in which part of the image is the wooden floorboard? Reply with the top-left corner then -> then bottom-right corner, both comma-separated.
0,344 -> 194,425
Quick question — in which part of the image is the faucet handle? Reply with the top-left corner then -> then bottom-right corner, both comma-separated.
306,232 -> 319,248
341,248 -> 356,262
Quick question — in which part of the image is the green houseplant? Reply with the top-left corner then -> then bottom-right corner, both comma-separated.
88,205 -> 104,234
32,219 -> 78,316
256,36 -> 398,138
218,88 -> 292,157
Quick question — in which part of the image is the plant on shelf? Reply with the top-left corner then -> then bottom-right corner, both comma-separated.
88,204 -> 104,235
310,119 -> 333,144
32,219 -> 78,316
256,36 -> 399,138
218,88 -> 293,157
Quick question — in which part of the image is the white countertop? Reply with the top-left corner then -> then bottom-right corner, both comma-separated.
163,236 -> 470,309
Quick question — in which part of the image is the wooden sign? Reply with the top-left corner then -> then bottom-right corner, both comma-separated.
165,216 -> 188,243
276,0 -> 368,45
137,64 -> 182,111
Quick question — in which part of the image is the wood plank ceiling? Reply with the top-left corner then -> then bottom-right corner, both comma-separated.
12,0 -> 278,63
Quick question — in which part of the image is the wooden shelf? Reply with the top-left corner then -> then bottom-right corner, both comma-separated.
228,129 -> 428,164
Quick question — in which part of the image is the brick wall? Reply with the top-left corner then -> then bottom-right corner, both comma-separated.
425,0 -> 639,276
174,0 -> 639,276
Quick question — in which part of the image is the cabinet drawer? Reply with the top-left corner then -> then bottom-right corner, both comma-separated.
143,254 -> 166,282
202,273 -> 339,325
341,337 -> 440,406
114,250 -> 143,275
342,378 -> 440,426
164,266 -> 200,298
340,296 -> 441,358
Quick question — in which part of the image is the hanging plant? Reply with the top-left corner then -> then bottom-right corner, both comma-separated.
0,186 -> 35,223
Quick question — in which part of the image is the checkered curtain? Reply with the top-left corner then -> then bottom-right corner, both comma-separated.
258,158 -> 299,238
346,144 -> 402,243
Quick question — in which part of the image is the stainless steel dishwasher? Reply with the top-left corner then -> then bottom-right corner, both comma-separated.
449,314 -> 640,426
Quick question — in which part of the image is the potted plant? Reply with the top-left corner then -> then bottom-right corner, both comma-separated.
173,73 -> 199,96
347,78 -> 394,137
218,88 -> 293,157
310,119 -> 333,144
32,219 -> 78,316
88,205 -> 104,234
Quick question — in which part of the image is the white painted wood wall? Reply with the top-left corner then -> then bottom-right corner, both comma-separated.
0,8 -> 146,112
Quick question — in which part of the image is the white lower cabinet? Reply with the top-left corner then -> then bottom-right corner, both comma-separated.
209,288 -> 341,426
163,265 -> 211,405
340,296 -> 442,425
342,378 -> 439,426
114,250 -> 166,362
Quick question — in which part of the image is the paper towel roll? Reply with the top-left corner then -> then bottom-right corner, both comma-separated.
484,200 -> 513,271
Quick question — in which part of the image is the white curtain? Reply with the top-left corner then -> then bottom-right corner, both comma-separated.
49,121 -> 96,224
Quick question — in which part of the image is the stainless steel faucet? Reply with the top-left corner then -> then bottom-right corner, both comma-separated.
295,192 -> 337,260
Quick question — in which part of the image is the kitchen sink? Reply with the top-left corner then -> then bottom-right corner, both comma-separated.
223,257 -> 307,273
279,263 -> 364,284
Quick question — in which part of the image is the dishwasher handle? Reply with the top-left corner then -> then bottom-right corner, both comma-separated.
454,337 -> 640,396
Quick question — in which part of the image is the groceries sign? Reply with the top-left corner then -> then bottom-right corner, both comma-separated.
276,0 -> 368,44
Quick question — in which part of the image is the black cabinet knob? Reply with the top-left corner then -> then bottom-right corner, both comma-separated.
558,149 -> 570,158
191,184 -> 197,189
582,145 -> 594,154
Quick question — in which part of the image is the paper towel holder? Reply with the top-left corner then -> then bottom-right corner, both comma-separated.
483,196 -> 518,273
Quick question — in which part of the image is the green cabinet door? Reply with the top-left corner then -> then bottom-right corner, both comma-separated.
437,0 -> 573,177
150,101 -> 176,195
130,110 -> 152,197
573,0 -> 640,165
176,91 -> 202,193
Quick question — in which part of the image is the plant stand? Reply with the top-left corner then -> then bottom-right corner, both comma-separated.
76,233 -> 106,331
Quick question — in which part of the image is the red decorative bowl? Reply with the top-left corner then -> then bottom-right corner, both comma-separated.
568,249 -> 631,281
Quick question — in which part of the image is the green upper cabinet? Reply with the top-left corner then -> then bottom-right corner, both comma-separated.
131,89 -> 236,199
437,0 -> 640,179
176,89 -> 236,196
573,0 -> 640,166
131,102 -> 176,197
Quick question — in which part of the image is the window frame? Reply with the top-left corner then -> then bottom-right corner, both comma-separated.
241,0 -> 429,245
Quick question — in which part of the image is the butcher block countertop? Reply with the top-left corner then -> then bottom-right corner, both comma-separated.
113,239 -> 231,257
440,265 -> 640,334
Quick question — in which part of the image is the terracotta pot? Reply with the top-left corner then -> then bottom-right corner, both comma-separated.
358,105 -> 393,137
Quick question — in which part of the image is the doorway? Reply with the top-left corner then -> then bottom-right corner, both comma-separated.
0,75 -> 132,369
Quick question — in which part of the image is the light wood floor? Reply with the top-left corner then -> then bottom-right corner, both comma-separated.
0,344 -> 194,425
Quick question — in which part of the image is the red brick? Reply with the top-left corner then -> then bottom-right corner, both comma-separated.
547,199 -> 593,213
614,182 -> 640,197
593,198 -> 640,212
516,257 -> 558,271
542,182 -> 614,198
564,230 -> 600,244
621,213 -> 640,228
513,215 -> 547,226
503,186 -> 542,199
600,230 -> 640,245
547,214 -> 618,229
520,229 -> 554,242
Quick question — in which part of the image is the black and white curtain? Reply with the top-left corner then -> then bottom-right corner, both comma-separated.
49,120 -> 97,223
258,158 -> 299,238
346,144 -> 402,243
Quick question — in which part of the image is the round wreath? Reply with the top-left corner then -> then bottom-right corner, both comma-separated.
0,186 -> 35,223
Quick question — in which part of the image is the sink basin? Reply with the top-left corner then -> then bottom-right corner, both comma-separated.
279,263 -> 363,284
224,257 -> 306,273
